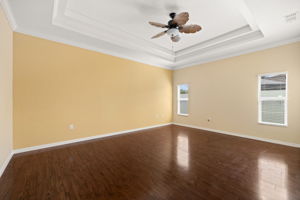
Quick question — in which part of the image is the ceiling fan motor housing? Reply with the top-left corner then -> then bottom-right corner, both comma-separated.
169,12 -> 176,19
168,12 -> 179,28
168,20 -> 179,28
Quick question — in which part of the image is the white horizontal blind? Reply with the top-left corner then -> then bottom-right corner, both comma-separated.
258,72 -> 287,126
177,84 -> 189,115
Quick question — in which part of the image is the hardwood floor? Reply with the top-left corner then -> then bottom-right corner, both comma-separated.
0,125 -> 300,200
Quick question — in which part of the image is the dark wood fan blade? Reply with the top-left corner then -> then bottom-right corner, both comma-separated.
151,31 -> 167,39
173,12 -> 189,25
179,24 -> 202,33
149,21 -> 168,28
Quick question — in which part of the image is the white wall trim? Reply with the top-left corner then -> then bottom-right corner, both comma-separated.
176,30 -> 264,62
2,122 -> 299,176
3,0 -> 300,70
172,122 -> 300,148
175,25 -> 252,57
173,36 -> 300,70
13,123 -> 172,154
53,0 -> 175,59
11,122 -> 300,154
0,152 -> 13,178
0,0 -> 17,30
14,28 -> 173,70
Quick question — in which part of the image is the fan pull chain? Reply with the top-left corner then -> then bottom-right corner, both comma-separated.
172,42 -> 176,62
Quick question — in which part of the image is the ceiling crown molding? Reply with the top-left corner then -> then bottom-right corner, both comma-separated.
173,36 -> 300,70
176,30 -> 264,62
52,0 -> 267,69
53,0 -> 175,62
176,25 -> 252,57
3,0 -> 300,70
0,0 -> 17,30
14,27 -> 174,70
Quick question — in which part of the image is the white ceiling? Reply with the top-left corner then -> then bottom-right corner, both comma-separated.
64,0 -> 250,51
1,0 -> 300,69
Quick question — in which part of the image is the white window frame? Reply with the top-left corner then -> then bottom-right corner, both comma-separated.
177,84 -> 189,116
258,72 -> 288,127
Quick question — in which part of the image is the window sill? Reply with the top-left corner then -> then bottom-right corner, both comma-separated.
177,113 -> 189,117
258,122 -> 288,127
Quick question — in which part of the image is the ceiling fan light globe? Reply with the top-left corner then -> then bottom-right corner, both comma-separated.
171,35 -> 180,42
167,28 -> 180,37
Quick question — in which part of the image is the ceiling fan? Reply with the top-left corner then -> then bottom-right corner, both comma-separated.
149,12 -> 202,42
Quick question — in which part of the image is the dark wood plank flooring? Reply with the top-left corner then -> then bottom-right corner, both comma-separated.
0,125 -> 300,200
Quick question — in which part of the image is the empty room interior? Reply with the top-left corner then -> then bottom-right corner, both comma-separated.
1,0 -> 300,199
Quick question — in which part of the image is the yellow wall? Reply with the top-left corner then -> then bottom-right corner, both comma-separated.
0,6 -> 13,170
13,33 -> 172,149
12,31 -> 300,148
173,42 -> 300,144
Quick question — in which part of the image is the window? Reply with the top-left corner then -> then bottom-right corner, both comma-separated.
258,72 -> 287,126
177,84 -> 189,116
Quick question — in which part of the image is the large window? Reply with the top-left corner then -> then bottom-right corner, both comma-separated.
258,72 -> 288,126
177,84 -> 189,116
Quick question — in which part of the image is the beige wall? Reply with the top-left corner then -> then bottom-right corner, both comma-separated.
13,33 -> 172,149
0,6 -> 13,172
173,42 -> 300,144
11,31 -> 300,149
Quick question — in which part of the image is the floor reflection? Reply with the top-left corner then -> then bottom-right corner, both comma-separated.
258,154 -> 288,200
176,135 -> 189,169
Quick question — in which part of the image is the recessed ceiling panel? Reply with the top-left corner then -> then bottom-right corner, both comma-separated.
66,0 -> 250,51
5,0 -> 300,69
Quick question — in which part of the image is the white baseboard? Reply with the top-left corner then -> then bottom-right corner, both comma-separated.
0,152 -> 13,178
13,123 -> 172,154
172,122 -> 300,148
6,121 -> 299,176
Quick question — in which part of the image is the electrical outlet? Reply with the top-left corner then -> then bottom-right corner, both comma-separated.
69,124 -> 75,130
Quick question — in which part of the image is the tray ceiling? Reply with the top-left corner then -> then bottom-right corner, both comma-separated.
2,0 -> 300,69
